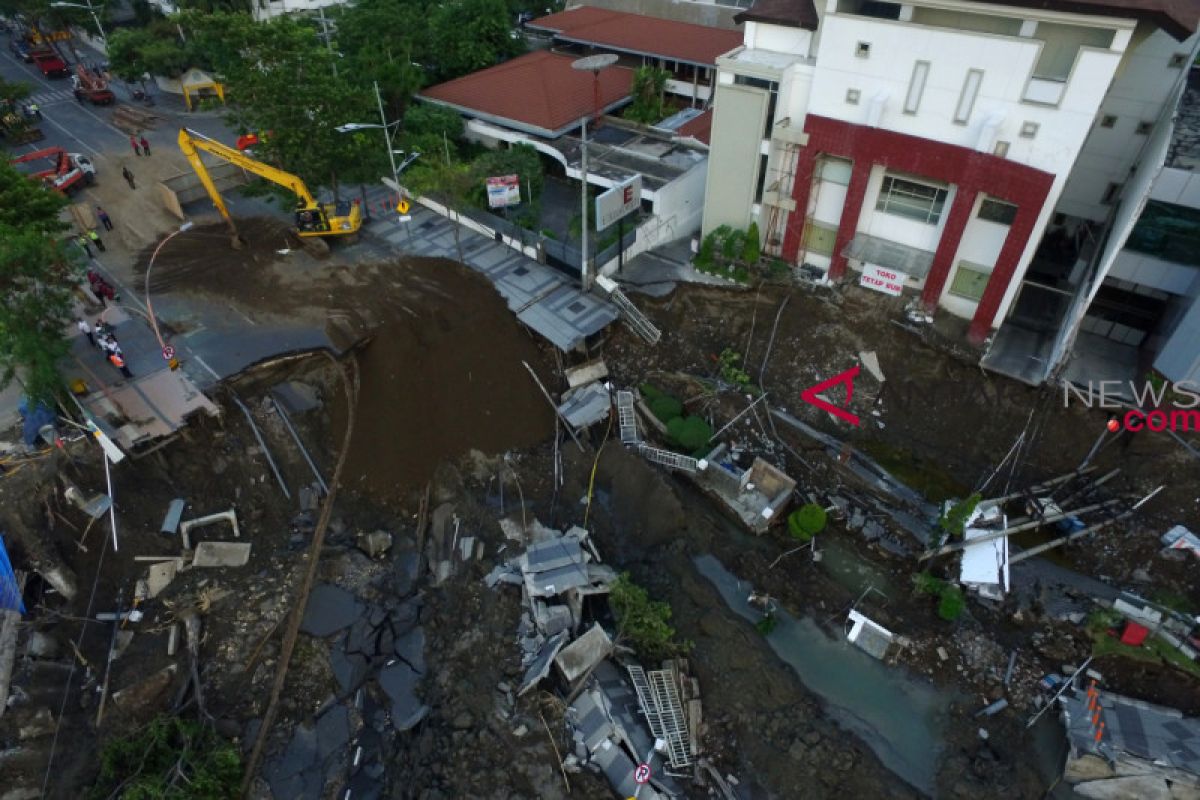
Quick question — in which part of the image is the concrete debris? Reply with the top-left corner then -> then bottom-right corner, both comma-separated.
484,562 -> 522,588
191,541 -> 252,568
974,698 -> 1008,717
378,661 -> 428,732
160,498 -> 185,535
300,584 -> 364,638
555,623 -> 612,683
1162,525 -> 1200,557
564,358 -> 609,389
356,530 -> 393,559
271,380 -> 321,413
518,630 -> 568,696
62,480 -> 112,519
859,350 -> 885,383
846,609 -> 895,660
109,664 -> 177,717
167,623 -> 179,656
694,444 -> 796,534
18,707 -> 55,740
557,381 -> 611,429
179,509 -> 240,550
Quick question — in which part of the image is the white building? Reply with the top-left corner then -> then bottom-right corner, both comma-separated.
700,0 -> 1200,355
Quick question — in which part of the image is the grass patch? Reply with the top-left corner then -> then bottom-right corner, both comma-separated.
1087,610 -> 1200,680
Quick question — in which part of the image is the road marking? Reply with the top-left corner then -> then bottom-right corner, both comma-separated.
29,89 -> 72,105
2,50 -> 127,141
193,355 -> 222,381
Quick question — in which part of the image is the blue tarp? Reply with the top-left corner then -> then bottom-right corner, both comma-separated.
0,535 -> 25,614
19,399 -> 55,447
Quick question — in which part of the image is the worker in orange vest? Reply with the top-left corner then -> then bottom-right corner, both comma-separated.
109,352 -> 132,379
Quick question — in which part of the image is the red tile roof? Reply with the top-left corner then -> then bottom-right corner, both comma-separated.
676,108 -> 713,145
528,7 -> 744,66
418,51 -> 634,138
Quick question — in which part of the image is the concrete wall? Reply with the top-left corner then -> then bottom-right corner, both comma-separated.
573,0 -> 742,30
701,82 -> 769,235
1150,166 -> 1200,208
1057,26 -> 1200,221
1154,292 -> 1200,382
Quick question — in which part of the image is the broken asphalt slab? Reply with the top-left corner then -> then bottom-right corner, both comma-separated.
300,584 -> 364,638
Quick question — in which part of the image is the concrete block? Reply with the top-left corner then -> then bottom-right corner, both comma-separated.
192,542 -> 251,568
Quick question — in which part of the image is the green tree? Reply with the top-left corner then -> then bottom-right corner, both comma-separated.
89,715 -> 241,799
0,161 -> 78,404
787,503 -> 827,541
428,0 -> 525,81
609,573 -> 682,662
107,22 -> 196,81
0,77 -> 32,105
626,65 -> 669,124
405,156 -> 475,262
743,221 -> 761,264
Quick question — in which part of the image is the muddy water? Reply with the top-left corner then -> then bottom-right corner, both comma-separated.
695,554 -> 952,796
815,536 -> 901,597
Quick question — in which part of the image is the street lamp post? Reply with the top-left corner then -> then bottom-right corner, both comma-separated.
571,54 -> 618,293
336,83 -> 420,214
144,221 -> 193,355
51,0 -> 106,46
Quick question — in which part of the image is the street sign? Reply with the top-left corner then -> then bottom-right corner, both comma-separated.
161,345 -> 176,361
596,175 -> 641,231
633,763 -> 651,784
486,174 -> 521,208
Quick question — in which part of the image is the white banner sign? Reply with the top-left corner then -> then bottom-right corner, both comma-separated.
595,174 -> 641,231
486,174 -> 521,208
859,264 -> 906,296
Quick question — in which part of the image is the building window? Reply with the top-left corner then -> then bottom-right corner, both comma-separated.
876,175 -> 949,224
1099,114 -> 1117,128
1170,53 -> 1187,68
802,220 -> 839,256
1032,22 -> 1114,81
846,88 -> 861,105
817,157 -> 853,185
1101,182 -> 1121,204
949,261 -> 992,301
904,61 -> 930,114
1135,121 -> 1153,135
978,198 -> 1017,225
1020,121 -> 1039,138
993,141 -> 1010,157
954,69 -> 983,124
856,41 -> 871,58
837,0 -> 902,19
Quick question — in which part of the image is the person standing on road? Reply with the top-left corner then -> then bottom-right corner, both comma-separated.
109,352 -> 132,379
74,88 -> 84,104
122,166 -> 136,190
129,135 -> 141,156
96,206 -> 112,231
77,318 -> 94,347
139,135 -> 151,156
77,235 -> 92,258
88,229 -> 105,252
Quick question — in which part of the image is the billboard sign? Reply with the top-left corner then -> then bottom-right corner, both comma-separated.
595,174 -> 641,231
486,174 -> 521,208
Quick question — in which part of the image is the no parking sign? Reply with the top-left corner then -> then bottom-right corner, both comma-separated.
633,763 -> 651,784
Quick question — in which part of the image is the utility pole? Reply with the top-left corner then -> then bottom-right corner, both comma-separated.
317,6 -> 337,78
580,115 -> 589,291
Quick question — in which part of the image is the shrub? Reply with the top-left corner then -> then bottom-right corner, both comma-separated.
913,571 -> 946,596
649,394 -> 683,423
742,222 -> 761,264
939,493 -> 983,539
937,586 -> 965,621
667,415 -> 713,454
723,229 -> 746,261
90,715 -> 241,799
609,573 -> 682,662
788,503 -> 827,541
755,613 -> 778,635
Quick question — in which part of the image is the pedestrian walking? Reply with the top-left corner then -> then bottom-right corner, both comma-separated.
109,352 -> 132,379
76,318 -> 94,347
96,206 -> 112,231
129,135 -> 141,156
122,166 -> 136,190
139,135 -> 151,156
74,88 -> 84,104
88,229 -> 105,252
78,235 -> 92,258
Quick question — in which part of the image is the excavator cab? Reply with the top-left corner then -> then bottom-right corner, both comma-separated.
294,200 -> 361,239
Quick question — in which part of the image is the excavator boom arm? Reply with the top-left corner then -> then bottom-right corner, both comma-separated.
177,127 -> 318,207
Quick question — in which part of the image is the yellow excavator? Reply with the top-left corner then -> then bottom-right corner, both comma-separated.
177,127 -> 362,254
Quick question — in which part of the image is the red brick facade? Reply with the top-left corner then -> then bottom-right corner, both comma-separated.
783,115 -> 1055,343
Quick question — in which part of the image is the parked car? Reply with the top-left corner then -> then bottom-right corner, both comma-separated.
9,38 -> 32,62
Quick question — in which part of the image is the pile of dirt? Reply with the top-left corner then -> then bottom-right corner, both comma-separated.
334,261 -> 554,500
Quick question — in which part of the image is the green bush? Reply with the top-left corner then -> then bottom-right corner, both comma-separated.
639,383 -> 663,401
937,586 -> 965,621
939,493 -> 983,539
717,348 -> 751,387
788,503 -> 827,541
723,229 -> 746,261
768,258 -> 789,277
649,394 -> 684,423
742,222 -> 761,264
755,613 -> 778,635
667,415 -> 713,454
913,571 -> 947,596
609,573 -> 683,662
90,715 -> 241,799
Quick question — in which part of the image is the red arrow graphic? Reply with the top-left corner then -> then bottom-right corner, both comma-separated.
800,365 -> 861,426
